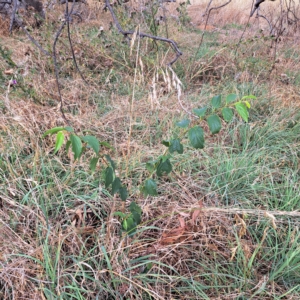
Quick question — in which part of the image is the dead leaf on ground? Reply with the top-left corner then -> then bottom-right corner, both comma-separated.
4,69 -> 14,75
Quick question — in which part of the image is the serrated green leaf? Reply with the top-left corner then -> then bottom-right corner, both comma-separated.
188,126 -> 204,149
131,211 -> 141,225
43,127 -> 65,137
193,107 -> 207,117
222,107 -> 234,122
129,201 -> 143,225
100,141 -> 114,150
104,167 -> 114,188
129,202 -> 142,224
159,155 -> 170,163
146,162 -> 155,172
122,217 -> 137,234
66,140 -> 71,153
226,93 -> 238,104
235,102 -> 249,122
90,157 -> 99,172
143,179 -> 158,196
176,119 -> 190,128
162,140 -> 170,147
113,211 -> 126,218
81,135 -> 100,154
156,159 -> 172,177
207,114 -> 222,134
54,131 -> 64,153
119,186 -> 128,201
105,155 -> 116,170
70,134 -> 82,160
244,100 -> 251,108
112,177 -> 121,194
129,201 -> 142,214
64,126 -> 74,132
169,139 -> 183,154
211,95 -> 221,108
241,94 -> 257,100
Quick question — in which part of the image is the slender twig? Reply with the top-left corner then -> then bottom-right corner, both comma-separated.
257,11 -> 273,33
66,0 -> 88,84
14,19 -> 51,56
52,1 -> 78,125
193,0 -> 232,62
104,0 -> 182,66
9,0 -> 17,33
234,0 -> 254,56
250,0 -> 267,18
202,0 -> 213,17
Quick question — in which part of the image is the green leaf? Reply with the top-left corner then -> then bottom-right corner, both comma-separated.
176,119 -> 190,128
188,126 -> 204,149
241,94 -> 257,100
100,141 -> 114,150
54,131 -> 64,153
169,139 -> 183,154
129,201 -> 142,214
70,134 -> 83,160
81,135 -> 100,154
112,177 -> 121,194
104,167 -> 114,188
105,155 -> 116,170
225,93 -> 238,104
211,95 -> 221,108
113,211 -> 126,218
66,140 -> 71,153
162,140 -> 170,147
146,162 -> 156,172
89,157 -> 99,172
142,262 -> 153,273
235,102 -> 249,122
131,211 -> 141,225
129,202 -> 142,224
64,126 -> 74,132
193,107 -> 207,117
207,114 -> 222,134
122,216 -> 137,235
142,179 -> 158,196
244,100 -> 251,108
156,158 -> 172,177
119,186 -> 128,201
43,127 -> 65,137
222,107 -> 234,122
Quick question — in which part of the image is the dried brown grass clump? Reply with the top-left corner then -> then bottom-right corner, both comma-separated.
0,198 -> 46,299
0,17 -> 9,37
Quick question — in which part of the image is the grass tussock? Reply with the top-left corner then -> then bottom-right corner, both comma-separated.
1,0 -> 300,299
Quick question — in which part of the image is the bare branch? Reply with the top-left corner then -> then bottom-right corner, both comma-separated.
104,0 -> 182,66
9,0 -> 17,33
194,0 -> 232,60
14,18 -> 51,56
65,1 -> 88,84
250,0 -> 268,18
52,0 -> 79,125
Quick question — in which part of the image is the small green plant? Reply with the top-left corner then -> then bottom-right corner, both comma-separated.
140,93 -> 256,196
176,0 -> 192,26
43,126 -> 137,235
43,93 -> 255,235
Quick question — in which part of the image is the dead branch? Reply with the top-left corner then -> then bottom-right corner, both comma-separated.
250,0 -> 276,17
104,0 -> 182,66
194,0 -> 232,60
